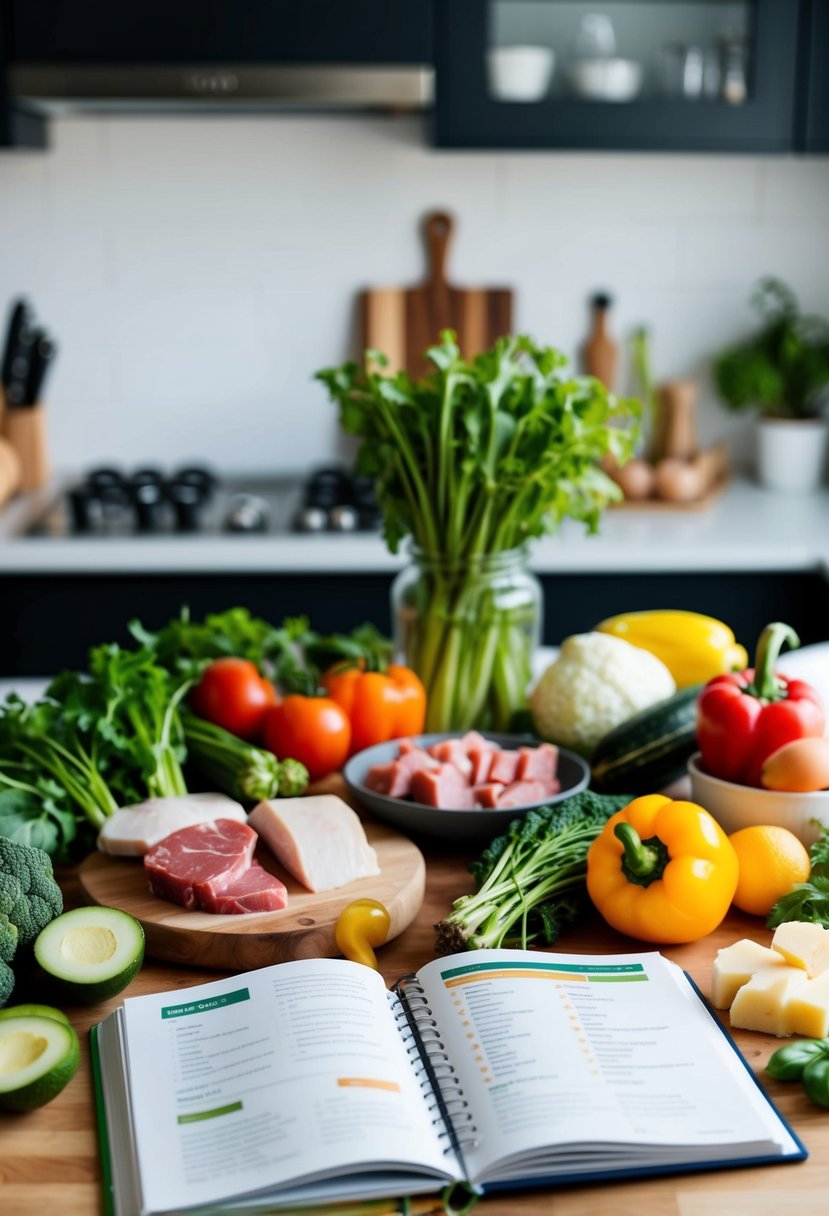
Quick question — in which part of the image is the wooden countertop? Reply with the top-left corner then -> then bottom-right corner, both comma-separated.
3,827 -> 828,1216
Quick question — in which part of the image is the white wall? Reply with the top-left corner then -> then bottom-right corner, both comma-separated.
1,112 -> 828,475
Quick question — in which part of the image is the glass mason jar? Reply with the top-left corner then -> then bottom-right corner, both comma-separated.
391,546 -> 543,733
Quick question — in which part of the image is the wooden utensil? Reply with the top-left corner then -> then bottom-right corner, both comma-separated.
582,292 -> 618,389
359,210 -> 513,376
77,818 -> 425,971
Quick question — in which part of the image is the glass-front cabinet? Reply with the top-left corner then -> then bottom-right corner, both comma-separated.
435,0 -> 800,150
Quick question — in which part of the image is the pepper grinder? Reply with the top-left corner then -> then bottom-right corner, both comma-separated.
583,292 -> 618,390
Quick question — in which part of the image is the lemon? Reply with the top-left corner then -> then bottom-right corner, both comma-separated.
0,1014 -> 79,1111
729,825 -> 811,917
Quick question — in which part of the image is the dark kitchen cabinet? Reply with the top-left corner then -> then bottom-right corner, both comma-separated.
1,570 -> 827,678
0,5 -> 45,148
434,0 -> 801,152
798,0 -> 829,151
9,1 -> 432,65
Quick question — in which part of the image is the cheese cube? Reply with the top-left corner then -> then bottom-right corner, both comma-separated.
787,970 -> 829,1039
710,939 -> 787,1010
729,965 -> 810,1036
771,922 -> 829,978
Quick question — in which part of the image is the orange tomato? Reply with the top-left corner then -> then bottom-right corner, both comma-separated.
321,661 -> 427,755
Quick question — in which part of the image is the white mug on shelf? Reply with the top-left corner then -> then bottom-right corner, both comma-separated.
487,44 -> 556,102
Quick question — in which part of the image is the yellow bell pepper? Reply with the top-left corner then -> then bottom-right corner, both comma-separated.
595,609 -> 748,689
586,794 -> 739,943
334,899 -> 391,970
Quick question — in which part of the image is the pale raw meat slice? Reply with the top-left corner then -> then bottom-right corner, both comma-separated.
366,747 -> 439,798
204,862 -> 288,915
496,779 -> 556,808
248,795 -> 379,893
427,739 -> 473,777
410,764 -> 476,809
488,750 -> 521,784
98,793 -> 247,857
515,743 -> 559,783
144,819 -> 257,909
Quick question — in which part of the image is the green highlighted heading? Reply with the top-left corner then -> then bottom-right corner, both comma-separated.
440,961 -> 645,981
161,988 -> 251,1019
177,1101 -> 242,1124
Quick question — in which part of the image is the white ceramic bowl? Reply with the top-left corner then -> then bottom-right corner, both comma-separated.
487,45 -> 556,102
688,753 -> 829,846
568,57 -> 643,102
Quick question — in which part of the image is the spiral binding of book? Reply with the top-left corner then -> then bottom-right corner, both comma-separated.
394,974 -> 480,1168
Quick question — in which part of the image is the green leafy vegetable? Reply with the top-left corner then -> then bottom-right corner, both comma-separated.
0,836 -> 63,964
434,790 -> 632,954
130,607 -> 307,679
767,827 -> 829,928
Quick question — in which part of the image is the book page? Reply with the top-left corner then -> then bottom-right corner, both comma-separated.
417,949 -> 796,1184
115,958 -> 456,1213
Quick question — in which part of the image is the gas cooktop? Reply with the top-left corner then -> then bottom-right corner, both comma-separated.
25,465 -> 382,538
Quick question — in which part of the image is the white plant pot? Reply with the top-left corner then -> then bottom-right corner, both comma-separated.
755,416 -> 829,493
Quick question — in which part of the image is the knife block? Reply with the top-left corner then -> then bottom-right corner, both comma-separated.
3,403 -> 49,493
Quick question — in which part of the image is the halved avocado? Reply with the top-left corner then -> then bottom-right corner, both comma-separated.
0,1014 -> 79,1111
34,906 -> 145,1004
0,1003 -> 71,1027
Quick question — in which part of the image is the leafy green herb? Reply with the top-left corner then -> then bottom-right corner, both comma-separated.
434,790 -> 632,954
767,826 -> 829,928
714,277 -> 829,419
130,607 -> 307,679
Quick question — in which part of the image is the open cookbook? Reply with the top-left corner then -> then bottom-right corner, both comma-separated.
91,948 -> 806,1216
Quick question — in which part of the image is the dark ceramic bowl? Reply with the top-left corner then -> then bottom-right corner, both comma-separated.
343,731 -> 590,842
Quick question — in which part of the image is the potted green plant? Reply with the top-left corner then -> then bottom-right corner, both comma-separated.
714,278 -> 829,493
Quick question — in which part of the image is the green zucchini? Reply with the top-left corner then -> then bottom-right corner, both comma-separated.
590,685 -> 702,795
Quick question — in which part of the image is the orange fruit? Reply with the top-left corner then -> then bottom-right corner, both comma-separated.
728,825 -> 811,917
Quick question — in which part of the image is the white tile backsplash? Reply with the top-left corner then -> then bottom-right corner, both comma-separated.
0,113 -> 828,474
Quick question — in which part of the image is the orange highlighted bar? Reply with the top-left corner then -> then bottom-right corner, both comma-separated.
337,1077 -> 401,1093
445,970 -> 587,989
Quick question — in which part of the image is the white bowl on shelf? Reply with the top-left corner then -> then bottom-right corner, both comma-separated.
568,57 -> 643,102
688,753 -> 829,847
487,45 -> 556,102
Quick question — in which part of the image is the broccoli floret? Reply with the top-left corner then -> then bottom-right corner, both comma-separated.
0,959 -> 13,1008
0,837 -> 63,957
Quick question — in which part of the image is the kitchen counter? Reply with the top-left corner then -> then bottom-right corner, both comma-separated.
1,477 -> 829,576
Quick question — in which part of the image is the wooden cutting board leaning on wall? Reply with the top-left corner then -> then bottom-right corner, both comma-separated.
359,211 -> 514,376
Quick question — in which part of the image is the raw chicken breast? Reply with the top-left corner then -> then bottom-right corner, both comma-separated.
248,794 -> 380,893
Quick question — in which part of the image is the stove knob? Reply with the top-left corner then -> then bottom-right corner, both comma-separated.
166,480 -> 203,532
292,505 -> 328,533
88,466 -> 129,507
328,504 -> 359,532
67,486 -> 101,533
132,481 -> 165,533
224,495 -> 269,533
173,465 -> 217,504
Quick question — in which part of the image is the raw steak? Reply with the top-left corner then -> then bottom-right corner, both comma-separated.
248,794 -> 379,893
203,861 -> 288,915
144,818 -> 257,910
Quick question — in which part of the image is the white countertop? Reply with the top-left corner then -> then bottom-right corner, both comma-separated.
1,477 -> 828,577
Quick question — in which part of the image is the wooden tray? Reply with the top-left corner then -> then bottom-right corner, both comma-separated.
77,818 -> 425,972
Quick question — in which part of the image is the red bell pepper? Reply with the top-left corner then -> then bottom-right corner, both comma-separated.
696,621 -> 825,787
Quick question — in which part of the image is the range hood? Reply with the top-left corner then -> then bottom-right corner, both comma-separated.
7,1 -> 433,114
10,65 -> 433,114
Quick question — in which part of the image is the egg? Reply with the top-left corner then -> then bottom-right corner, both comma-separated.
654,458 -> 702,503
761,737 -> 829,793
612,458 -> 655,500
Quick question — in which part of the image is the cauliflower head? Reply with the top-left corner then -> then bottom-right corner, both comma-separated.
530,631 -> 676,758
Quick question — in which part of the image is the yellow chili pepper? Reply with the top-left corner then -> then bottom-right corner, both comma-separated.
586,794 -> 739,943
595,609 -> 748,689
334,899 -> 391,971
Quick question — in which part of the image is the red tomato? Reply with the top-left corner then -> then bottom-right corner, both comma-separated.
189,657 -> 278,740
262,696 -> 351,783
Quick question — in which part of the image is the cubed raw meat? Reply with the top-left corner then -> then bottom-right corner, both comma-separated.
427,739 -> 473,778
488,750 -> 520,785
411,764 -> 476,809
472,783 -> 502,808
467,743 -> 498,785
515,743 -> 559,783
495,780 -> 550,808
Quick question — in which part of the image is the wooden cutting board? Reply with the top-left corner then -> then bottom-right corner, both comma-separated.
77,818 -> 425,972
359,210 -> 514,376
